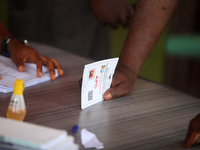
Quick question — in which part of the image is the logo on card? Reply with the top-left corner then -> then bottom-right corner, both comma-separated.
100,65 -> 106,73
94,76 -> 98,89
89,69 -> 96,80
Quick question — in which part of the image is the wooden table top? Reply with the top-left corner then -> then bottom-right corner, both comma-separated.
0,42 -> 200,150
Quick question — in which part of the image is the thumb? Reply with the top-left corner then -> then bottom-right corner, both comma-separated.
78,78 -> 82,87
104,83 -> 130,100
182,132 -> 200,148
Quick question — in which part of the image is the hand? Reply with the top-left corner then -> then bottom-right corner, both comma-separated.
182,113 -> 200,148
103,64 -> 137,100
8,40 -> 64,80
89,0 -> 134,28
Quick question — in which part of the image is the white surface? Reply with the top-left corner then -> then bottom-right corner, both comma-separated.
50,136 -> 79,150
81,58 -> 118,109
0,117 -> 68,149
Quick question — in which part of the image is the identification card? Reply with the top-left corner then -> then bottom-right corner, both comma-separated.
81,58 -> 119,109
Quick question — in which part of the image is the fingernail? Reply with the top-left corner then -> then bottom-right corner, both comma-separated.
60,70 -> 64,75
39,72 -> 42,77
105,93 -> 112,100
52,75 -> 56,80
18,66 -> 23,72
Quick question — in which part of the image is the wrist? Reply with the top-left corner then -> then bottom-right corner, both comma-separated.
1,37 -> 28,57
118,57 -> 140,77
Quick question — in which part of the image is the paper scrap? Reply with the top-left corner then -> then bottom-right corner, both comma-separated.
81,129 -> 104,149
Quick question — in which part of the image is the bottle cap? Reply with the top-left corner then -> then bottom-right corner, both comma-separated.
13,79 -> 25,95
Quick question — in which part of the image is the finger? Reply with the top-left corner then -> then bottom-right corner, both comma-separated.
119,16 -> 129,28
78,78 -> 82,87
16,62 -> 25,72
132,3 -> 136,10
35,59 -> 43,77
110,23 -> 118,29
0,75 -> 2,80
50,58 -> 64,76
40,55 -> 56,80
129,6 -> 134,18
182,131 -> 200,148
127,10 -> 134,26
12,57 -> 26,72
127,4 -> 134,21
45,59 -> 56,80
103,83 -> 131,100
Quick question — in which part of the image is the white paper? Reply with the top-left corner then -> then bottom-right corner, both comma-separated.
0,55 -> 58,93
81,58 -> 118,109
81,129 -> 104,149
0,117 -> 79,150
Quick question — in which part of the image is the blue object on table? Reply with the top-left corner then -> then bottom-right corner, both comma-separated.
72,124 -> 78,133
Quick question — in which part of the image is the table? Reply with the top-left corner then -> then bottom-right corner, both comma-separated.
0,42 -> 200,150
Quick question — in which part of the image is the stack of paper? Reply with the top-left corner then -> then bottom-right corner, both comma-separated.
0,55 -> 58,93
0,117 -> 79,150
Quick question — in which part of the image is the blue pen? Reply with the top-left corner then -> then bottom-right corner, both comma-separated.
72,124 -> 78,133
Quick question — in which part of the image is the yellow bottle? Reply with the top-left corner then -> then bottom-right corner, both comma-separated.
7,79 -> 26,121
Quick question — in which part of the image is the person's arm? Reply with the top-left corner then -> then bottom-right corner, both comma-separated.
103,0 -> 180,100
89,0 -> 134,29
182,113 -> 200,148
0,22 -> 64,80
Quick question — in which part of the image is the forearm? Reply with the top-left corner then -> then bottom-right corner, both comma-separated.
119,0 -> 180,75
0,22 -> 13,53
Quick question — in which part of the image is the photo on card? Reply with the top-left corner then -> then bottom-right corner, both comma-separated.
89,68 -> 96,80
